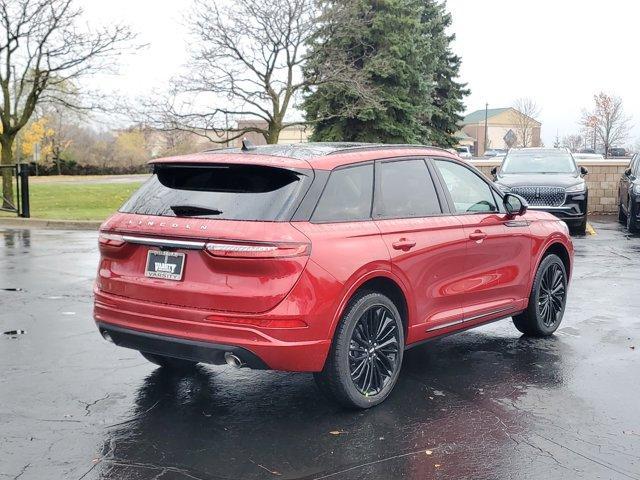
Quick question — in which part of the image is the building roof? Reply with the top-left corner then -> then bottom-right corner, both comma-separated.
462,108 -> 511,125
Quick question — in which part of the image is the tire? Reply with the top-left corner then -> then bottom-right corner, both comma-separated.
619,203 -> 627,224
513,254 -> 568,337
627,202 -> 639,234
140,351 -> 198,370
570,217 -> 587,236
314,291 -> 405,409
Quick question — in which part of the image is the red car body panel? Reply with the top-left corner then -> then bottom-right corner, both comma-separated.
94,146 -> 574,372
99,213 -> 311,314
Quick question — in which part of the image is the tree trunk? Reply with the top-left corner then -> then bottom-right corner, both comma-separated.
1,136 -> 15,210
265,121 -> 281,144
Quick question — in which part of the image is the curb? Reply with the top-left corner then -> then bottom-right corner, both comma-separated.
0,217 -> 102,230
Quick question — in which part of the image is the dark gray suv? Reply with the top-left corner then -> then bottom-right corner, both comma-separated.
492,148 -> 589,235
619,153 -> 640,233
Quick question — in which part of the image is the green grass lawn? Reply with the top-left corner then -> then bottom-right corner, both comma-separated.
1,181 -> 143,221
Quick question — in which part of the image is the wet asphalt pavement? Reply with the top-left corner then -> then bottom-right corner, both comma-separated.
1,218 -> 639,480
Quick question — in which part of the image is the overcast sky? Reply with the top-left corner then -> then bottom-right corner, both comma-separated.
80,0 -> 640,147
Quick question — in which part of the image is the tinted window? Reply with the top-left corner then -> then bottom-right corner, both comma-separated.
312,164 -> 373,222
434,160 -> 498,213
501,149 -> 577,174
375,159 -> 441,218
120,164 -> 311,221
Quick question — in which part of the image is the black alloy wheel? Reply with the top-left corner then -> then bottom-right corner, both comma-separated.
513,253 -> 568,337
348,305 -> 401,396
314,291 -> 405,409
537,262 -> 566,328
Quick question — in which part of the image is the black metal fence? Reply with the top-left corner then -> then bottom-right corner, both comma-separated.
0,164 -> 30,218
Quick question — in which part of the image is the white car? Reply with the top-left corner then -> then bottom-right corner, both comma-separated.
456,146 -> 472,158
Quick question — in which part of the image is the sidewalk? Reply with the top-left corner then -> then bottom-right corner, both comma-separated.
0,217 -> 102,230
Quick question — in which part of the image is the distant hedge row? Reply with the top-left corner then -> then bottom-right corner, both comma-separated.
24,160 -> 151,176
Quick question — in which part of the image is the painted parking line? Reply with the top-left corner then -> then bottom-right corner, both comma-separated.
586,223 -> 597,236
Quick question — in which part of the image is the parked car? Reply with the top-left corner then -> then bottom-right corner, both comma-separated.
485,148 -> 508,158
573,153 -> 604,161
456,146 -> 472,158
609,147 -> 627,158
95,142 -> 574,408
618,153 -> 640,233
492,148 -> 589,235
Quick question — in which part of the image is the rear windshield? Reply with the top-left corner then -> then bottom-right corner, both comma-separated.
120,164 -> 312,221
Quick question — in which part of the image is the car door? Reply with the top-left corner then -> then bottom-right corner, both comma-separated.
620,154 -> 637,212
432,158 -> 532,322
372,157 -> 467,344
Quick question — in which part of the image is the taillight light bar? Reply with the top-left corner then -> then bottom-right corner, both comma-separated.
204,241 -> 310,258
98,232 -> 125,247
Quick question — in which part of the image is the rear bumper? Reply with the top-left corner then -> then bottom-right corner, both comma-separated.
94,287 -> 334,372
97,322 -> 268,369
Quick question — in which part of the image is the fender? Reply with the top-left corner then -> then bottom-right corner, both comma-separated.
528,234 -> 573,293
327,267 -> 415,340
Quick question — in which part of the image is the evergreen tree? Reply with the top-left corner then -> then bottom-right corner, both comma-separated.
421,0 -> 470,147
303,0 -> 433,144
303,0 -> 468,147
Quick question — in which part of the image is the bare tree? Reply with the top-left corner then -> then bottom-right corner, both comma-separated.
143,0 -> 372,146
0,0 -> 135,208
562,133 -> 584,152
513,98 -> 541,147
581,92 -> 631,158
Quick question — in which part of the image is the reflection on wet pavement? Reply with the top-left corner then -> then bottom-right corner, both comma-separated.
1,219 -> 639,479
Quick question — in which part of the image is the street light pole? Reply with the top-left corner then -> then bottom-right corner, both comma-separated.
484,102 -> 489,156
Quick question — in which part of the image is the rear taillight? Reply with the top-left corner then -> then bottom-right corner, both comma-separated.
98,232 -> 125,247
204,241 -> 310,258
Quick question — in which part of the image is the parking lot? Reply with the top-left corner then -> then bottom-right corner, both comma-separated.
1,217 -> 639,480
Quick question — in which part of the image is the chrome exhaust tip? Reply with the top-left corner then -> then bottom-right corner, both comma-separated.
101,329 -> 114,344
224,352 -> 244,369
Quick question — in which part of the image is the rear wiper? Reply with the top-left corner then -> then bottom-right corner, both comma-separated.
170,205 -> 223,216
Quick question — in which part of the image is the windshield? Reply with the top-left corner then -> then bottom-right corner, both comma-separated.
120,164 -> 311,221
501,150 -> 577,174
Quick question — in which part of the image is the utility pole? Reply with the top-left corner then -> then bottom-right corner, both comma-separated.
483,103 -> 489,156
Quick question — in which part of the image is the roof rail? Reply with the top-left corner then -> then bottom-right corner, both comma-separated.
325,143 -> 453,156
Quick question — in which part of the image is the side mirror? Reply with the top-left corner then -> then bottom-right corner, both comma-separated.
580,166 -> 589,176
504,193 -> 528,217
625,168 -> 632,177
490,166 -> 498,176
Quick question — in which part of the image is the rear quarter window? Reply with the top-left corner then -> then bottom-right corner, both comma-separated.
311,164 -> 373,223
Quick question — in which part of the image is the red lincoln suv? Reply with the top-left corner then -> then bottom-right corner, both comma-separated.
94,143 -> 573,408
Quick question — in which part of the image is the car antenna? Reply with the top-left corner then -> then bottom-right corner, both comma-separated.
241,138 -> 256,152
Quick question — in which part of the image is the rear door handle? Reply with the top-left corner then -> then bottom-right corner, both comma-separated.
392,238 -> 416,251
469,230 -> 487,242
